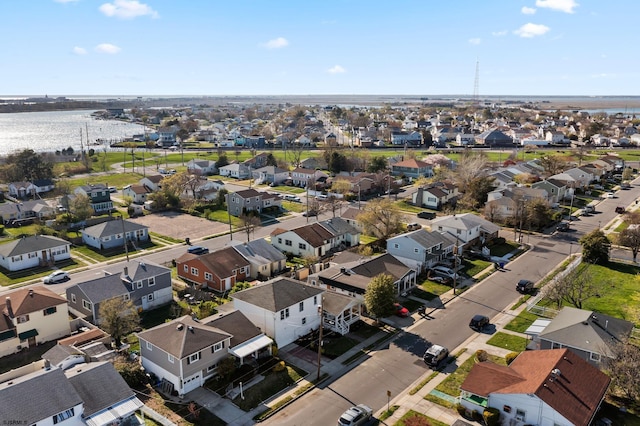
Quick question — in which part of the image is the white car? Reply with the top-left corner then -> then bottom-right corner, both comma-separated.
338,404 -> 373,426
605,192 -> 615,199
43,270 -> 69,284
430,265 -> 459,279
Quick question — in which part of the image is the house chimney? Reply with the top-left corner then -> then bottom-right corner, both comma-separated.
123,266 -> 129,277
5,297 -> 13,318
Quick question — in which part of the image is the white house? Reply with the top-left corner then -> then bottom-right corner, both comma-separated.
0,235 -> 71,272
430,213 -> 500,247
231,278 -> 325,348
386,229 -> 456,273
219,163 -> 250,179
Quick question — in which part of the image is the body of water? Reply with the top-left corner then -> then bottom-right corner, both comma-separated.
0,110 -> 146,156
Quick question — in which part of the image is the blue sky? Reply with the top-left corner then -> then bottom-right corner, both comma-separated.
2,0 -> 638,96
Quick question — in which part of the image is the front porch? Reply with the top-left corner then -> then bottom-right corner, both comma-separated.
322,292 -> 362,335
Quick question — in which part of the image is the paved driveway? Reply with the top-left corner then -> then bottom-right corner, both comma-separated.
132,210 -> 229,241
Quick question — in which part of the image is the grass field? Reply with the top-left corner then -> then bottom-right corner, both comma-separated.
486,332 -> 528,352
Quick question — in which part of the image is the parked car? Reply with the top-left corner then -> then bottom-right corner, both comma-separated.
556,222 -> 570,232
417,211 -> 436,220
423,344 -> 449,368
605,192 -> 615,199
469,314 -> 490,331
284,194 -> 301,202
615,206 -> 626,214
584,205 -> 596,214
429,275 -> 453,285
516,279 -> 534,294
621,182 -> 631,189
338,404 -> 373,426
108,186 -> 117,193
430,266 -> 459,279
187,246 -> 209,255
407,222 -> 421,231
43,270 -> 69,284
394,303 -> 409,318
302,210 -> 318,217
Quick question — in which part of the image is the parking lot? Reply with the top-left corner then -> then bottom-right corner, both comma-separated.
131,210 -> 229,240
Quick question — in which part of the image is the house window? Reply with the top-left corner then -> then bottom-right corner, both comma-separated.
82,299 -> 92,310
302,317 -> 306,325
515,409 -> 526,421
168,354 -> 174,363
503,405 -> 511,413
393,243 -> 399,249
299,301 -> 304,312
285,240 -> 292,247
187,352 -> 200,364
123,294 -> 130,301
278,238 -> 282,244
183,265 -> 189,272
299,243 -> 306,250
414,248 -> 419,253
148,277 -> 155,286
146,341 -> 152,351
17,315 -> 29,324
52,407 -> 75,424
213,341 -> 224,352
314,295 -> 317,305
148,294 -> 154,301
205,272 -> 212,281
71,294 -> 76,303
590,352 -> 601,362
280,308 -> 290,320
43,306 -> 57,316
137,281 -> 143,289
552,342 -> 563,349
207,362 -> 218,373
191,267 -> 198,276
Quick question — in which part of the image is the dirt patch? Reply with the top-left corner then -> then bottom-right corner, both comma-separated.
132,210 -> 228,241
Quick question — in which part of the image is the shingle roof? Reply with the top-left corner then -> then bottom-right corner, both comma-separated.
68,274 -> 130,304
1,286 -> 67,317
319,217 -> 358,236
81,219 -> 149,239
392,159 -> 430,168
318,253 -> 413,292
291,223 -> 334,247
0,235 -> 69,258
101,259 -> 170,282
234,188 -> 262,198
137,315 -> 231,358
203,310 -> 262,348
196,246 -> 250,278
0,367 -> 83,424
232,278 -> 323,312
42,344 -> 84,366
461,349 -> 610,426
231,239 -> 286,264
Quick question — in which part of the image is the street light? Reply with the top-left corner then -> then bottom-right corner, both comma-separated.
316,297 -> 324,381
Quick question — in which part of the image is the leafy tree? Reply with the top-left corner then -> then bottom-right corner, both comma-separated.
539,155 -> 566,176
331,178 -> 351,196
113,357 -> 147,387
266,153 -> 278,167
215,153 -> 229,169
364,273 -> 395,320
70,194 -> 93,221
98,298 -> 140,347
239,213 -> 261,242
622,167 -> 633,181
545,265 -> 601,309
618,226 -> 640,261
579,229 -> 610,264
606,341 -> 640,401
0,149 -> 54,182
177,128 -> 190,144
525,198 -> 554,230
356,198 -> 405,239
367,156 -> 388,173
328,151 -> 348,174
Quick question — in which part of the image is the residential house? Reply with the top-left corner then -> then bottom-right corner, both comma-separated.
545,130 -> 567,144
459,349 -> 610,426
187,159 -> 217,176
0,235 -> 71,272
271,218 -> 360,258
66,260 -> 173,323
122,183 -> 152,205
0,200 -> 55,224
531,178 -> 568,204
232,278 -> 324,348
430,213 -> 500,248
0,286 -> 70,357
549,167 -> 593,190
81,218 -> 150,250
243,152 -> 270,169
484,187 -> 550,222
390,130 -> 422,146
386,229 -> 456,273
474,129 -> 514,147
226,188 -> 282,217
331,174 -> 375,197
340,207 -> 364,232
219,163 -> 251,179
139,174 -> 164,192
176,246 -> 250,292
525,306 -> 633,366
229,239 -> 287,280
32,178 -> 55,194
138,311 -> 272,396
74,183 -> 114,214
291,167 -> 328,187
252,166 -> 290,186
390,159 -> 433,180
8,181 -> 38,198
412,182 -> 459,210
155,127 -> 177,147
309,252 -> 417,299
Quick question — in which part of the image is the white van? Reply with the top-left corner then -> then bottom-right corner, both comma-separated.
316,194 -> 328,201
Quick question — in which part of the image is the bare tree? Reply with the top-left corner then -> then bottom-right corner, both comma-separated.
356,198 -> 405,239
99,298 -> 140,347
545,265 -> 602,309
617,226 -> 640,261
605,341 -> 640,401
239,213 -> 261,242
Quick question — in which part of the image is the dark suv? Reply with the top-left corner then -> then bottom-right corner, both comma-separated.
516,279 -> 534,293
417,211 -> 436,220
469,314 -> 490,331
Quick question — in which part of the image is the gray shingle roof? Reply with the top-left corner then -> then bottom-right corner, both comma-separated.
68,274 -> 130,303
42,344 -> 84,366
65,361 -> 136,417
101,259 -> 170,282
232,278 -> 324,312
0,235 -> 69,258
0,367 -> 83,424
231,239 -> 286,264
203,310 -> 262,348
81,219 -> 148,239
319,217 -> 358,236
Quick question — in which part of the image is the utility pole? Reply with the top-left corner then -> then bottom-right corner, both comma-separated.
453,235 -> 459,295
226,194 -> 233,240
121,215 -> 129,262
316,296 -> 324,381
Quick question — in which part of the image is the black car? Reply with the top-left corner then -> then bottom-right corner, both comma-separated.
516,279 -> 534,293
469,314 -> 490,331
187,246 -> 209,255
417,211 -> 436,220
556,222 -> 570,232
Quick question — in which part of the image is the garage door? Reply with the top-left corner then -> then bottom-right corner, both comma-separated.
182,372 -> 202,394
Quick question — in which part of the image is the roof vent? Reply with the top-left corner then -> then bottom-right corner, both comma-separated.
176,324 -> 184,331
188,326 -> 194,333
28,289 -> 34,297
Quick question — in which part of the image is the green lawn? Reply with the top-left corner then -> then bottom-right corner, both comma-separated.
432,353 -> 506,398
415,279 -> 452,301
459,258 -> 492,277
504,309 -> 540,333
65,172 -> 145,189
321,335 -> 359,358
394,200 -> 422,214
490,241 -> 521,257
486,332 -> 528,352
394,410 -> 450,426
205,209 -> 241,226
232,364 -> 307,411
282,201 -> 305,213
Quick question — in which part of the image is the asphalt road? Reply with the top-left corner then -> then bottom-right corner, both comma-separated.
263,178 -> 640,426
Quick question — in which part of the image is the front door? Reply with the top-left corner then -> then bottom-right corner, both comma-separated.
27,336 -> 36,348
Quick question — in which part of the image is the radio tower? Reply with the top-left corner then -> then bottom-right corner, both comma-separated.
473,59 -> 480,105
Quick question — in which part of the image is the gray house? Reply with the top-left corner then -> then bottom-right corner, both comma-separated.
226,188 -> 282,217
137,311 -> 272,396
531,178 -> 568,204
81,218 -> 150,250
386,229 -> 456,272
252,165 -> 289,186
66,260 -> 172,324
230,239 -> 287,279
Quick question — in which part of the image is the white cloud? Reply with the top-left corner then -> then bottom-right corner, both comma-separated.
99,0 -> 159,19
522,6 -> 536,14
535,0 -> 578,13
468,38 -> 481,45
262,37 -> 289,49
327,65 -> 346,74
95,43 -> 121,54
514,23 -> 550,38
492,30 -> 508,37
73,46 -> 87,55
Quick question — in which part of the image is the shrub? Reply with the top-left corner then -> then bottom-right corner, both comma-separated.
456,403 -> 467,417
483,407 -> 501,426
505,351 -> 520,365
114,358 -> 147,387
471,409 -> 483,422
272,360 -> 286,372
475,349 -> 488,362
